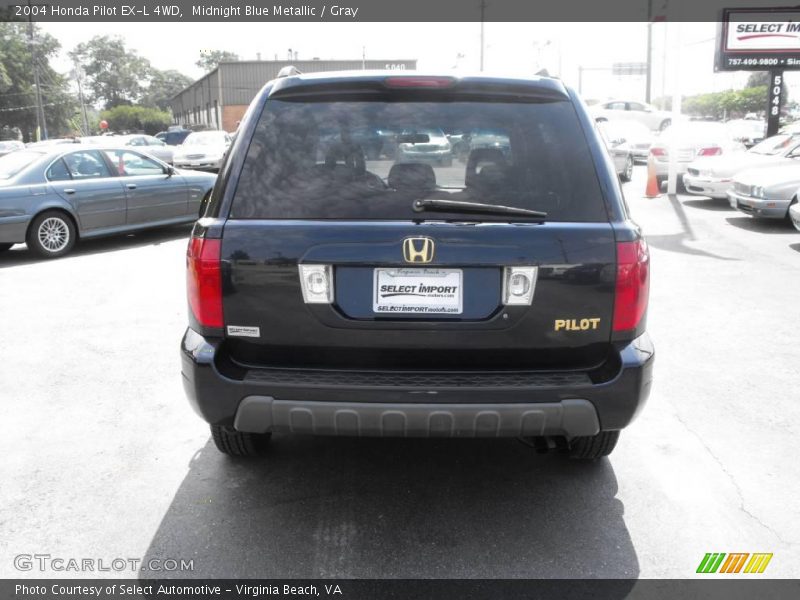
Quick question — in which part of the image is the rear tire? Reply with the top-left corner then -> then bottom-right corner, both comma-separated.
620,155 -> 634,182
568,430 -> 620,460
211,424 -> 271,457
659,119 -> 672,131
26,210 -> 77,258
0,243 -> 13,253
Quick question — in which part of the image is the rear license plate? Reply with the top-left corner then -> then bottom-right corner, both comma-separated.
373,268 -> 463,315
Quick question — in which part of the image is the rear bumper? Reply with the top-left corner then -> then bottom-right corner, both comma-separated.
653,160 -> 689,178
181,329 -> 654,437
0,215 -> 31,244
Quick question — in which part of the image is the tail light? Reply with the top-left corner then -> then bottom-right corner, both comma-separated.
187,236 -> 223,328
613,239 -> 650,333
697,146 -> 722,156
384,76 -> 456,89
650,147 -> 665,157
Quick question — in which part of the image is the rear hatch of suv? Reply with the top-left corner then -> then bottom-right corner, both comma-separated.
210,76 -> 628,374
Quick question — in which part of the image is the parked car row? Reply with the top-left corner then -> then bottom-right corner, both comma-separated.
0,143 -> 217,258
672,131 -> 800,232
591,110 -> 799,232
1,128 -> 233,175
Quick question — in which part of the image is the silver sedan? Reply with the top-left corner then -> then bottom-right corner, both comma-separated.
727,163 -> 800,220
0,144 -> 216,258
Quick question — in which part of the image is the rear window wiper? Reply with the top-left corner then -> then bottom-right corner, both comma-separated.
412,198 -> 547,221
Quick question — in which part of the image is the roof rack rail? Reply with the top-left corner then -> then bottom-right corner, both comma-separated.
277,66 -> 303,78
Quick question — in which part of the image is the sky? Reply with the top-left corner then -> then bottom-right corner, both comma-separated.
38,21 -> 770,103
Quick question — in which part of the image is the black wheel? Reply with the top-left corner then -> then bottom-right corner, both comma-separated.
211,424 -> 271,457
620,155 -> 634,182
0,243 -> 13,253
26,210 -> 77,258
568,430 -> 620,460
659,119 -> 672,132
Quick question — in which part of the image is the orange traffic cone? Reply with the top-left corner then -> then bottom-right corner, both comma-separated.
645,154 -> 660,198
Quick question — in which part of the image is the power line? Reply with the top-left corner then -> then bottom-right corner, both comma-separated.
0,101 -> 59,113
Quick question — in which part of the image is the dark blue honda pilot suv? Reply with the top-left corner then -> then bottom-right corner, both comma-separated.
181,70 -> 654,460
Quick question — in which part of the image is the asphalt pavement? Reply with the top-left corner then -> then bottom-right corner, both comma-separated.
1,166 -> 798,579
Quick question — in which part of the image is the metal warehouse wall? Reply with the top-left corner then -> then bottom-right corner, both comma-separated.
218,60 -> 417,105
170,59 -> 417,128
170,69 -> 222,129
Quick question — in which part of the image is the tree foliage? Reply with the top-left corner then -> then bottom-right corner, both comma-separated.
140,69 -> 193,111
67,35 -> 193,118
196,49 -> 240,72
99,105 -> 171,135
0,22 -> 76,141
68,35 -> 152,109
682,86 -> 771,119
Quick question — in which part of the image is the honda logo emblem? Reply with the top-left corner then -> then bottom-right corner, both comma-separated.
402,237 -> 435,263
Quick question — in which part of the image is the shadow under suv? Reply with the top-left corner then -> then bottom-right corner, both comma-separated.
181,71 -> 654,460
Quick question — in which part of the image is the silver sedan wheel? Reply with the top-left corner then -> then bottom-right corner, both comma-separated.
37,217 -> 70,253
624,156 -> 634,181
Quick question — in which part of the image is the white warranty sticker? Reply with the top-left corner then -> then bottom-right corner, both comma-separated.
226,325 -> 261,338
373,268 -> 463,315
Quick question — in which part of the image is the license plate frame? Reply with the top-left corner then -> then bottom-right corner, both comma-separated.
373,268 -> 463,315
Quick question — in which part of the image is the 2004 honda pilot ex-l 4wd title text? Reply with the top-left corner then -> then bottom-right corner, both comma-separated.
181,71 -> 654,460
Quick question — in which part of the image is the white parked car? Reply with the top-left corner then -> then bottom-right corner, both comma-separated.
725,119 -> 766,148
649,122 -> 746,187
590,99 -> 674,132
83,134 -> 174,165
597,119 -> 654,163
596,121 -> 634,181
173,131 -> 232,172
683,134 -> 800,199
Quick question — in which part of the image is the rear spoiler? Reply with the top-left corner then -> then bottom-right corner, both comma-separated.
269,75 -> 569,102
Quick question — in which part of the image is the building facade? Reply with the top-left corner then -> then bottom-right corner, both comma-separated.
169,59 -> 418,132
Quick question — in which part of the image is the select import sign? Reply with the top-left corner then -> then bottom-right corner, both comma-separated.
716,8 -> 800,70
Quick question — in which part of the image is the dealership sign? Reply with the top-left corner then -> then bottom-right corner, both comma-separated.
716,8 -> 800,70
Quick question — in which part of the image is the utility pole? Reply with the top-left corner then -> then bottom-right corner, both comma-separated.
362,46 -> 366,70
479,0 -> 486,72
645,0 -> 653,103
27,1 -> 47,140
74,67 -> 90,136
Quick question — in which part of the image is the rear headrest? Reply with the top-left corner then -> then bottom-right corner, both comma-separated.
323,143 -> 365,176
388,163 -> 436,190
465,148 -> 509,189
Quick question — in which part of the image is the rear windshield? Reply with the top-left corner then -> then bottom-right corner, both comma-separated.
0,150 -> 44,179
231,97 -> 607,222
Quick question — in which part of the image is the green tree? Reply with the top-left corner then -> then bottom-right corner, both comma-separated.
746,72 -> 770,88
196,49 -> 239,72
69,35 -> 151,109
100,105 -> 171,135
746,71 -> 788,108
0,22 -> 76,141
141,69 -> 193,111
